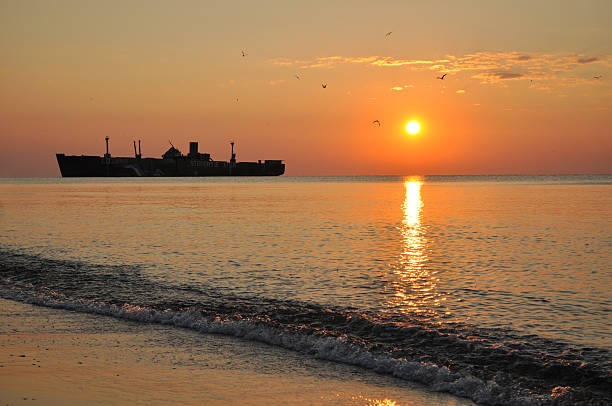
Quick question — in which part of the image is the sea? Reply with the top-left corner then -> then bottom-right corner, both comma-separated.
0,175 -> 610,405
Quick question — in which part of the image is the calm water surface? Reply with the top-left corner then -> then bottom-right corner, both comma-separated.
1,175 -> 611,404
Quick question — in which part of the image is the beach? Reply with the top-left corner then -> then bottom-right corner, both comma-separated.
1,298 -> 473,406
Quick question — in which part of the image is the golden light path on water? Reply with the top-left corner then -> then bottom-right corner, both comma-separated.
385,178 -> 444,320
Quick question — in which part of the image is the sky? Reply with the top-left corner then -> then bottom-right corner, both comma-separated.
1,0 -> 611,176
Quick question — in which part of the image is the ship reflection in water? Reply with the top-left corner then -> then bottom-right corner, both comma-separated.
384,178 -> 444,321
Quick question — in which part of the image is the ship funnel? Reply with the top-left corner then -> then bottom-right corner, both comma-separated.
104,137 -> 110,158
133,140 -> 137,157
138,140 -> 141,157
189,142 -> 199,156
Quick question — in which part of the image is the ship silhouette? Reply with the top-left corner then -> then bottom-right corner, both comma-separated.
56,138 -> 285,177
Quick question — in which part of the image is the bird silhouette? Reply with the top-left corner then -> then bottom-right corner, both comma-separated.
372,120 -> 381,127
437,74 -> 447,80
385,31 -> 392,37
593,75 -> 602,79
322,83 -> 327,88
294,74 -> 301,80
241,50 -> 247,57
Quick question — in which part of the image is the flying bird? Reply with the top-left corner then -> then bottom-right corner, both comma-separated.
437,74 -> 447,80
372,120 -> 381,127
294,74 -> 301,80
241,50 -> 248,57
322,83 -> 327,88
593,75 -> 602,79
385,31 -> 392,37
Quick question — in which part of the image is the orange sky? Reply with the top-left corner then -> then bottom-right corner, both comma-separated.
1,1 -> 611,176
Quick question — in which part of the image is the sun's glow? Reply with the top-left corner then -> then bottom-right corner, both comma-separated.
405,120 -> 421,135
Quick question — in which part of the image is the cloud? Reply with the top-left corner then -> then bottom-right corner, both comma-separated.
496,72 -> 524,79
270,58 -> 311,66
390,84 -> 415,91
272,52 -> 609,73
347,56 -> 379,64
271,55 -> 444,69
267,79 -> 285,86
271,59 -> 294,66
456,89 -> 466,94
372,58 -> 439,67
269,52 -> 611,88
472,71 -> 524,83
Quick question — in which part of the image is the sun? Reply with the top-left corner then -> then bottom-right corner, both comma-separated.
405,120 -> 421,135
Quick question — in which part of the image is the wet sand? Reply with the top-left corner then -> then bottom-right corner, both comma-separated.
0,298 -> 473,406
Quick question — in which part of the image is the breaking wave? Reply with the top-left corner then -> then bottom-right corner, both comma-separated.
1,250 -> 610,405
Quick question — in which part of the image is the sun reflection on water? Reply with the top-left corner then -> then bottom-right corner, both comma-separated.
385,178 -> 443,320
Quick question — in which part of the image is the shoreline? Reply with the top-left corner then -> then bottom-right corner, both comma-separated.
0,298 -> 473,406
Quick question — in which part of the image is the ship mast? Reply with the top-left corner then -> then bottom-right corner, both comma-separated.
229,141 -> 236,175
104,137 -> 111,176
133,140 -> 142,159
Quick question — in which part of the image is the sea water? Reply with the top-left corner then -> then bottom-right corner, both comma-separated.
0,175 -> 610,404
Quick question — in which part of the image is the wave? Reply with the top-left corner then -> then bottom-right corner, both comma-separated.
1,250 -> 610,405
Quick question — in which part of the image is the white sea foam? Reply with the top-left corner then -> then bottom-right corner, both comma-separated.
0,288 -> 546,406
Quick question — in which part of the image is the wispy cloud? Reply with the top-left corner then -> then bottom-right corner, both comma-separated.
496,72 -> 524,79
271,56 -> 378,69
271,59 -> 294,66
267,79 -> 285,86
271,52 -> 611,88
472,72 -> 525,83
577,57 -> 598,64
372,58 -> 443,67
390,84 -> 415,91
